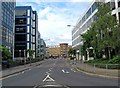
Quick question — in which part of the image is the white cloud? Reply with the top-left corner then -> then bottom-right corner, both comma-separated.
17,1 -> 91,46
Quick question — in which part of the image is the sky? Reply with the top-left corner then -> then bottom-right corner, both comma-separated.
16,0 -> 93,46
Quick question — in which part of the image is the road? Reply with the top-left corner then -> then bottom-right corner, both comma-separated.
2,58 -> 119,87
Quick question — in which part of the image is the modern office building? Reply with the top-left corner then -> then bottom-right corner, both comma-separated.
37,31 -> 41,58
15,6 -> 38,59
72,0 -> 120,60
0,2 -> 16,60
40,38 -> 46,59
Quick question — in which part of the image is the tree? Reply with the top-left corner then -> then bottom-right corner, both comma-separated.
81,3 -> 120,59
27,49 -> 35,59
0,45 -> 12,61
27,49 -> 35,65
68,48 -> 74,56
68,48 -> 74,60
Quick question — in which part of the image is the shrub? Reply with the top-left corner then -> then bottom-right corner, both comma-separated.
108,56 -> 120,64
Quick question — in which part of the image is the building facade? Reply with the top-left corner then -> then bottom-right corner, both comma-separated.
0,2 -> 16,60
72,0 -> 120,60
40,39 -> 46,59
48,45 -> 61,57
47,43 -> 71,58
37,31 -> 41,58
60,43 -> 69,58
15,6 -> 38,59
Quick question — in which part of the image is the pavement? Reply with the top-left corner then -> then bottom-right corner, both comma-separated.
1,58 -> 119,87
67,59 -> 119,78
0,61 -> 43,78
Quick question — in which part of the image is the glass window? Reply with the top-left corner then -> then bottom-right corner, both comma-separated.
33,21 -> 35,27
15,18 -> 27,24
15,34 -> 26,41
33,37 -> 35,42
15,10 -> 27,16
86,8 -> 91,19
33,29 -> 35,35
15,26 -> 26,33
92,2 -> 97,13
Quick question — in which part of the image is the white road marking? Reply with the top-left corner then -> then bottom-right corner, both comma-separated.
62,69 -> 70,74
0,72 -> 21,80
43,74 -> 55,82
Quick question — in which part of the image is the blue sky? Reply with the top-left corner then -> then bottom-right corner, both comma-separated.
16,0 -> 93,46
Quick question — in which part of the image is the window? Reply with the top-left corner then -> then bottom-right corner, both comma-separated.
33,29 -> 35,35
15,18 -> 27,24
15,26 -> 26,33
33,21 -> 35,27
15,10 -> 27,16
86,8 -> 91,19
33,37 -> 35,42
92,2 -> 97,13
15,34 -> 26,41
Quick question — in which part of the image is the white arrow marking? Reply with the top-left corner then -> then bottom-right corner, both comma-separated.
43,74 -> 55,82
62,69 -> 70,74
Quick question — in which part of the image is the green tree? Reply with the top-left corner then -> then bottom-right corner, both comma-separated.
82,3 -> 120,59
27,49 -> 35,65
0,45 -> 12,60
68,48 -> 74,56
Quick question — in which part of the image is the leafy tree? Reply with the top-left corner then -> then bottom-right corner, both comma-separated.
27,49 -> 35,59
0,45 -> 12,60
27,49 -> 35,65
81,3 -> 120,60
68,48 -> 74,56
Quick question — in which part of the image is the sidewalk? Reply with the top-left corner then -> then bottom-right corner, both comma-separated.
67,59 -> 119,78
0,61 -> 43,78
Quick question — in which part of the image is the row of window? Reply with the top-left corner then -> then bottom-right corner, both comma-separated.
2,25 -> 13,44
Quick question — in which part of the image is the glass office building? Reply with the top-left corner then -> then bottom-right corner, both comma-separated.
72,0 -> 120,60
0,2 -> 16,60
15,6 -> 38,59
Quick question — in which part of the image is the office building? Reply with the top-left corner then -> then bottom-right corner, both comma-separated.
0,2 -> 16,60
37,31 -> 41,58
15,6 -> 38,59
40,39 -> 46,59
72,0 -> 120,60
